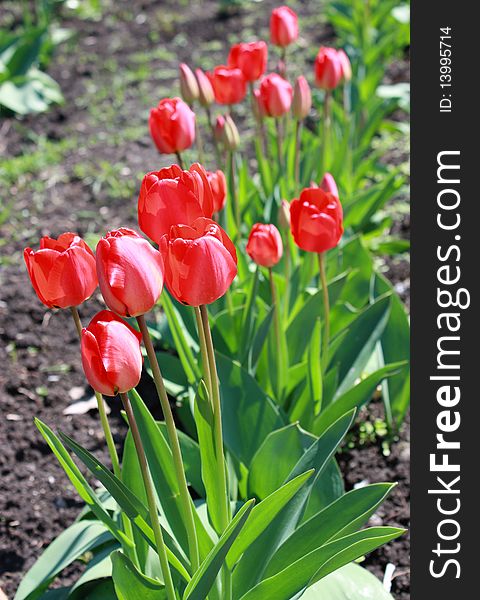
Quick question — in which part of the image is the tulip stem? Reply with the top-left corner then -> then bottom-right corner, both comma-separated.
199,304 -> 232,598
283,235 -> 291,321
278,47 -> 287,78
120,393 -> 175,600
294,119 -> 302,192
228,151 -> 241,232
321,90 -> 332,177
175,151 -> 185,169
206,106 -> 222,169
318,252 -> 330,369
70,307 -> 137,567
136,314 -> 200,573
194,306 -> 212,399
275,118 -> 284,172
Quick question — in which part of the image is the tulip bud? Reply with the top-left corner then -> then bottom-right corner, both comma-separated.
338,49 -> 352,82
257,73 -> 293,118
314,47 -> 343,91
270,6 -> 299,48
96,228 -> 164,317
279,200 -> 291,229
246,223 -> 283,268
160,217 -> 237,306
179,63 -> 199,104
24,233 -> 98,309
81,310 -> 142,396
292,75 -> 312,120
207,65 -> 247,105
214,115 -> 226,143
195,68 -> 215,107
222,114 -> 240,151
228,41 -> 268,82
320,172 -> 339,198
149,97 -> 196,154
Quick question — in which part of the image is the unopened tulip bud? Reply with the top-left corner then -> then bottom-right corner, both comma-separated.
179,63 -> 199,104
320,172 -> 339,198
195,68 -> 215,107
246,223 -> 283,268
279,200 -> 291,229
223,114 -> 240,151
338,49 -> 352,82
292,75 -> 312,120
214,115 -> 226,143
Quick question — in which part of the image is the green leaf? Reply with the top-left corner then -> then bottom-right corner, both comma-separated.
296,562 -> 394,599
58,431 -> 190,582
227,470 -> 313,569
240,527 -> 404,600
69,543 -> 118,597
312,362 -> 407,437
183,500 -> 255,600
216,352 -> 284,466
331,295 -> 392,396
14,521 -> 111,600
111,551 -> 167,599
194,381 -> 223,534
266,483 -> 396,577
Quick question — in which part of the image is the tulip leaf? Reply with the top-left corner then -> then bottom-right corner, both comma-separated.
14,520 -> 111,600
312,362 -> 407,437
265,482 -> 396,577
239,527 -> 405,600
233,410 -> 355,596
183,499 -> 255,600
226,470 -> 314,569
302,562 -> 394,600
58,431 -> 191,582
215,352 -> 284,466
111,550 -> 167,600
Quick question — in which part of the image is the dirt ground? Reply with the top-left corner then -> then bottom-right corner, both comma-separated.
0,1 -> 410,597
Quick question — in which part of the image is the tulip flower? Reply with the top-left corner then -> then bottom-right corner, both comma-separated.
320,172 -> 339,199
207,65 -> 247,105
149,97 -> 195,155
81,310 -> 142,396
179,63 -> 199,105
314,47 -> 343,90
24,233 -> 98,309
246,223 -> 283,268
292,75 -> 311,120
270,6 -> 299,47
96,228 -> 164,317
257,73 -> 293,117
338,49 -> 352,82
228,41 -> 268,82
160,217 -> 237,306
290,187 -> 343,253
138,163 -> 214,244
195,68 -> 215,107
206,169 -> 227,213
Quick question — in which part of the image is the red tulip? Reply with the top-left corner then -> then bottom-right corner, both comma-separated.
195,68 -> 215,107
207,170 -> 227,212
314,47 -> 343,90
149,97 -> 195,154
179,63 -> 199,104
81,310 -> 142,396
138,163 -> 214,244
290,187 -> 343,253
160,217 -> 237,306
24,233 -> 97,309
96,228 -> 164,317
228,41 -> 268,82
338,49 -> 352,82
246,223 -> 283,268
207,66 -> 247,105
270,6 -> 299,48
292,75 -> 311,120
257,73 -> 293,117
320,172 -> 339,198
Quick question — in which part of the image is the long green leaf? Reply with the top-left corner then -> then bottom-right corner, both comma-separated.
111,550 -> 167,599
183,500 -> 255,600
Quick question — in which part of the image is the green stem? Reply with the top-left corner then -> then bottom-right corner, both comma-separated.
268,268 -> 282,357
294,119 -> 302,193
206,106 -> 222,169
275,118 -> 284,172
318,252 -> 330,369
175,150 -> 185,169
199,304 -> 232,599
120,393 -> 175,600
194,306 -> 212,398
229,151 -> 240,232
136,315 -> 200,572
321,90 -> 332,177
283,236 -> 291,322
